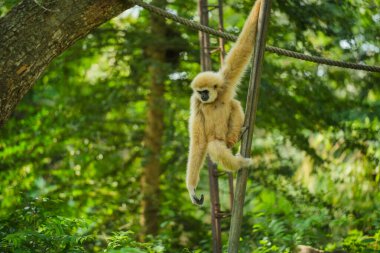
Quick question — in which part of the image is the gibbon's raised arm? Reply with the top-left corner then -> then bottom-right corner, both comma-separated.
219,0 -> 261,89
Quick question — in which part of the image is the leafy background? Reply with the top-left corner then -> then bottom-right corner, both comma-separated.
0,0 -> 379,252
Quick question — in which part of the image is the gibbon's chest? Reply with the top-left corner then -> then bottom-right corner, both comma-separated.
200,101 -> 231,133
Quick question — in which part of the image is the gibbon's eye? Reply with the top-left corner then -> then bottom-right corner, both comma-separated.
213,84 -> 217,89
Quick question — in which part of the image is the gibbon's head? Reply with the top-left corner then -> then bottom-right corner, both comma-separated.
191,71 -> 224,104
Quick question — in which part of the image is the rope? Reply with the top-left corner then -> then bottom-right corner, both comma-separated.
129,0 -> 380,73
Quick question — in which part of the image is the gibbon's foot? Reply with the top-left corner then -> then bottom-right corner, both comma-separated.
243,157 -> 253,167
188,187 -> 204,206
236,154 -> 253,168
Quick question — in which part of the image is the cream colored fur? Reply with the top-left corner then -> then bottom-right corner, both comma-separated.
186,0 -> 262,205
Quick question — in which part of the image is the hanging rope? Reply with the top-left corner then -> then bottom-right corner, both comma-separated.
129,0 -> 380,73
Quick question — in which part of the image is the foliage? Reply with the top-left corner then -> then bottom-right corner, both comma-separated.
0,0 -> 21,17
1,0 -> 380,252
106,231 -> 166,253
339,230 -> 380,253
0,196 -> 91,252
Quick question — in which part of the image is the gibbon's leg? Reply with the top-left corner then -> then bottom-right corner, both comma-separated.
207,140 -> 252,171
226,100 -> 245,148
186,111 -> 207,205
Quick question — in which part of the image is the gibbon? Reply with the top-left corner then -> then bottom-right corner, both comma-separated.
186,0 -> 262,205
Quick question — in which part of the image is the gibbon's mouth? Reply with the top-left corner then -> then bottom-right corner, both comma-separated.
201,96 -> 209,102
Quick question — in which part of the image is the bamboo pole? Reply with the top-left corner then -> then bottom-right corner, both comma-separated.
198,1 -> 223,252
198,0 -> 212,72
217,0 -> 234,212
227,1 -> 271,252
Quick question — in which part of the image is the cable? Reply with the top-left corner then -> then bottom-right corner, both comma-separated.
129,0 -> 380,73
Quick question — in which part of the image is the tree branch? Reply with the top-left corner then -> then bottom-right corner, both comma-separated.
0,0 -> 134,126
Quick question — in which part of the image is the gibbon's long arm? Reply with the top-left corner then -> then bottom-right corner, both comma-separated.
226,100 -> 245,148
186,97 -> 207,205
219,0 -> 261,90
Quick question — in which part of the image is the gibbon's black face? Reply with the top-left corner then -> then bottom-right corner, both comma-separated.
195,87 -> 218,103
198,90 -> 209,101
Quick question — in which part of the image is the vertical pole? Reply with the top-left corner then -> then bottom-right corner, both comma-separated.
227,1 -> 271,253
198,1 -> 222,252
217,0 -> 234,210
208,159 -> 222,253
217,0 -> 226,63
198,0 -> 212,71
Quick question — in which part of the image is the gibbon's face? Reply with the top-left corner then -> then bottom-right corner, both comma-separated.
191,71 -> 223,104
195,88 -> 217,103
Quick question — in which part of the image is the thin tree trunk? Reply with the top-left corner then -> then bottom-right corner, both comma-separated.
140,0 -> 168,238
0,0 -> 133,126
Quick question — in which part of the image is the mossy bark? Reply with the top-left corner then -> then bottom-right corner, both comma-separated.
0,0 -> 133,126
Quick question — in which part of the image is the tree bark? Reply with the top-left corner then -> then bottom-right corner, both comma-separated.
0,0 -> 133,126
140,0 -> 168,238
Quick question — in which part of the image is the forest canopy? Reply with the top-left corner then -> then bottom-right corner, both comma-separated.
0,0 -> 379,252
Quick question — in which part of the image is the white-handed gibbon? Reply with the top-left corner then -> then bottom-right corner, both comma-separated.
186,0 -> 262,205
